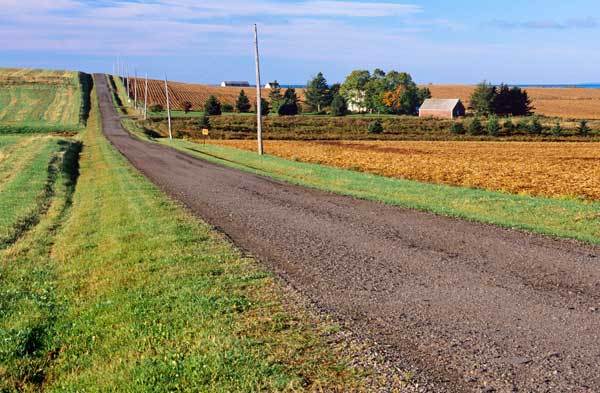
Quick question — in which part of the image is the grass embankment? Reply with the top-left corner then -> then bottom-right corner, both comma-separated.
0,69 -> 92,134
0,86 -> 367,391
123,123 -> 600,244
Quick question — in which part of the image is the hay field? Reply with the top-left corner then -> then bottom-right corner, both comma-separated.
209,140 -> 600,200
0,68 -> 91,133
428,85 -> 600,119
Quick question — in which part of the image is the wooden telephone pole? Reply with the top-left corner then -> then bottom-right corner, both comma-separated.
134,69 -> 138,111
253,24 -> 263,155
144,73 -> 148,121
164,75 -> 172,140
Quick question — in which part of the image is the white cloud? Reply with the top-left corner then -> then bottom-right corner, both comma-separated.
0,0 -> 433,56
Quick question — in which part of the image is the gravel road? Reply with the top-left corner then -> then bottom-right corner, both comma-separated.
95,74 -> 600,392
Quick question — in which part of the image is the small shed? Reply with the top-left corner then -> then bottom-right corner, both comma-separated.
419,99 -> 465,119
220,81 -> 250,87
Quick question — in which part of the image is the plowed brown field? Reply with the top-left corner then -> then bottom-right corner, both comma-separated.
428,85 -> 600,119
126,78 -> 304,111
209,140 -> 600,200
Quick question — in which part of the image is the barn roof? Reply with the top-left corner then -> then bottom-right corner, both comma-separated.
420,98 -> 462,111
221,81 -> 250,86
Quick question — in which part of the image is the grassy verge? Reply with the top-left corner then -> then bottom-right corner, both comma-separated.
0,85 -> 369,391
123,121 -> 600,244
0,136 -> 70,248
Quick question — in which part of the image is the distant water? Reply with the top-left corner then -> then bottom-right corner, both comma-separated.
516,84 -> 600,89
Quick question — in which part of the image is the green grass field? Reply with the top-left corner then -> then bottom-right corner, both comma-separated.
0,82 -> 370,391
0,135 -> 70,248
0,69 -> 92,133
125,128 -> 600,244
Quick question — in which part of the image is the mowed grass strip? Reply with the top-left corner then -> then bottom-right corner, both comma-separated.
0,69 -> 92,134
0,88 -> 366,391
0,136 -> 66,247
144,137 -> 600,244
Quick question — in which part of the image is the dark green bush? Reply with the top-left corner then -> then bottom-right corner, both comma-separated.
503,118 -> 515,134
450,122 -> 465,134
551,121 -> 563,136
577,120 -> 591,136
467,117 -> 483,135
486,116 -> 500,136
528,116 -> 543,135
149,103 -> 164,112
368,120 -> 384,134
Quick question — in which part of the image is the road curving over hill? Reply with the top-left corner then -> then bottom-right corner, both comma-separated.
94,74 -> 600,392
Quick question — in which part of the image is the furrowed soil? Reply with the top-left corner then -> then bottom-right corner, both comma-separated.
97,74 -> 600,392
208,139 -> 600,200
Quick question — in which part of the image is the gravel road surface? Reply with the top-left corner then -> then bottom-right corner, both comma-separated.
95,74 -> 600,392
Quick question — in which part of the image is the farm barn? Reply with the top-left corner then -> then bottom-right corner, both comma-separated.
221,81 -> 250,87
419,98 -> 465,119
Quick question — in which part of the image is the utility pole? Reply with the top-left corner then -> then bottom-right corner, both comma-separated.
165,75 -> 172,140
134,69 -> 138,111
126,65 -> 130,102
253,24 -> 264,155
144,73 -> 148,121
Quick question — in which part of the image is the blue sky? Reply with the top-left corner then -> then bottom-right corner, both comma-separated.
1,0 -> 599,84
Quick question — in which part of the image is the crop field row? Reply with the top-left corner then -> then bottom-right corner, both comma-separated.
429,85 -> 600,119
0,135 -> 64,247
208,140 -> 600,200
125,77 -> 303,111
0,68 -> 91,133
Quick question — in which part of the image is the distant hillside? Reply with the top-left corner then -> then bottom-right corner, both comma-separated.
0,68 -> 92,133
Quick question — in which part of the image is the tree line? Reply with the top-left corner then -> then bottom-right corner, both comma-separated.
469,81 -> 534,116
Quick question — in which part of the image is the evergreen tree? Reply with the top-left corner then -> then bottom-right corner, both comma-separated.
503,118 -> 515,134
305,72 -> 331,112
268,85 -> 284,114
278,88 -> 299,116
204,95 -> 222,116
508,86 -> 534,116
486,115 -> 500,136
468,117 -> 484,135
257,98 -> 270,116
235,89 -> 251,113
470,81 -> 496,115
492,84 -> 512,115
330,94 -> 348,116
528,116 -> 543,135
